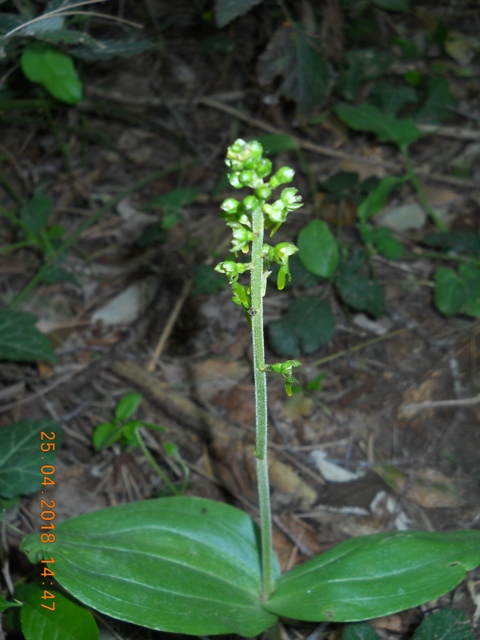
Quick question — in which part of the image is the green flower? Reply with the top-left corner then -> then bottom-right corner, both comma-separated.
270,360 -> 301,396
280,187 -> 302,210
228,222 -> 254,253
214,260 -> 250,283
273,242 -> 298,290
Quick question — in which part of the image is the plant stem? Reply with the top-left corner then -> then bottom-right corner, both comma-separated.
251,203 -> 274,599
401,147 -> 447,232
136,430 -> 179,496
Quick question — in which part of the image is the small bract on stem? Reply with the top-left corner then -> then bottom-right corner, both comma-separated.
215,138 -> 302,598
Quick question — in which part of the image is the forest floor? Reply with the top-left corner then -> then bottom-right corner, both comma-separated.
1,1 -> 480,639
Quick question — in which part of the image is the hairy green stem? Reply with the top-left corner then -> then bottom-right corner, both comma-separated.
251,203 -> 274,598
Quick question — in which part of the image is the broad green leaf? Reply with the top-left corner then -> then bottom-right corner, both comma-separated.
21,497 -> 278,637
114,392 -> 142,421
434,267 -> 468,316
357,175 -> 408,222
214,0 -> 264,27
264,530 -> 480,622
298,220 -> 339,278
335,103 -> 421,148
0,310 -> 56,362
21,42 -> 82,104
269,297 -> 336,356
335,257 -> 384,317
413,609 -> 473,640
343,622 -> 380,640
17,583 -> 98,640
257,23 -> 332,120
0,420 -> 61,499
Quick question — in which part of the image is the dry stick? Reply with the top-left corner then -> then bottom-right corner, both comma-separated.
85,87 -> 478,189
402,393 -> 480,416
146,235 -> 231,371
147,279 -> 192,372
198,98 -> 477,189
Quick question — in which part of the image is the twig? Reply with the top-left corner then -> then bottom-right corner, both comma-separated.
402,393 -> 480,416
417,123 -> 480,141
147,279 -> 192,371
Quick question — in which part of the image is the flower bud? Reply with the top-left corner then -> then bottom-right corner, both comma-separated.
255,185 -> 272,201
243,195 -> 260,213
270,166 -> 295,188
220,198 -> 240,215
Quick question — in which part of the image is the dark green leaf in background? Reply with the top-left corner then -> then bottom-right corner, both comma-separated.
413,609 -> 473,640
0,310 -> 56,362
71,38 -> 155,61
423,230 -> 480,257
369,80 -> 418,116
414,76 -> 456,123
192,264 -> 227,295
459,265 -> 480,316
335,103 -> 421,148
357,175 -> 408,221
0,419 -> 61,499
336,49 -> 395,101
18,583 -> 99,640
257,23 -> 332,121
343,622 -> 380,640
254,134 -> 298,155
214,0 -> 264,28
434,267 -> 467,316
335,257 -> 384,317
269,297 -> 336,356
372,0 -> 411,12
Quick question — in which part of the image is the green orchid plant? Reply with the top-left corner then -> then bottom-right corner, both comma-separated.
19,140 -> 480,637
